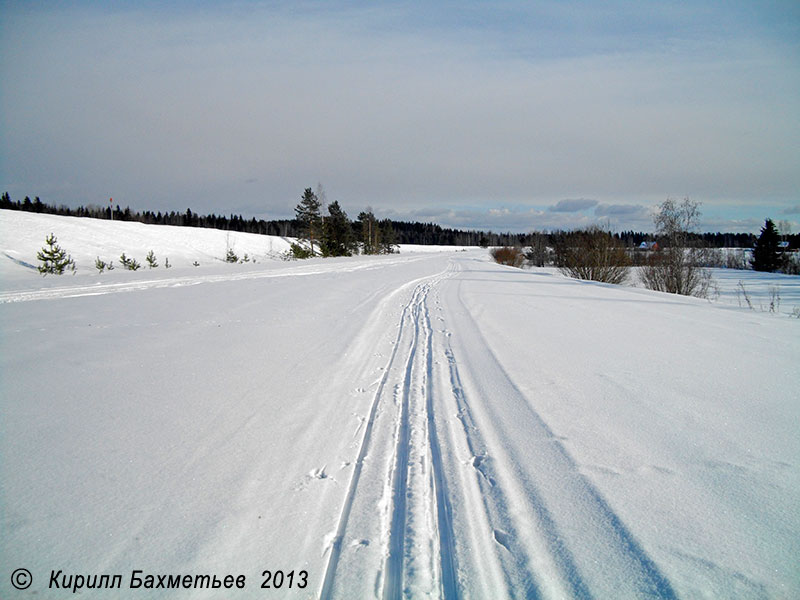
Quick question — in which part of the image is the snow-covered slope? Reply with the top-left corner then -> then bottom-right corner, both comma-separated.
0,210 -> 297,278
1,211 -> 798,599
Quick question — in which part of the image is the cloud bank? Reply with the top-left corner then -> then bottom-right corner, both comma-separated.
1,1 -> 798,232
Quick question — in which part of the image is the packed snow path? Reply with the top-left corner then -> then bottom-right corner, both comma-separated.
318,260 -> 676,599
2,250 -> 798,599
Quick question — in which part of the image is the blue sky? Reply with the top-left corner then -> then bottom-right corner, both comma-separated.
1,1 -> 798,232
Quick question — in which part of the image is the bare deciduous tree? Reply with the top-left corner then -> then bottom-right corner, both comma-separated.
640,197 -> 712,297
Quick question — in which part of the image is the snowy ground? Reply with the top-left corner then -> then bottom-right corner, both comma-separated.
1,211 -> 799,599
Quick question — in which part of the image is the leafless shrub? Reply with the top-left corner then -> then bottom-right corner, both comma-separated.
736,280 -> 753,309
490,246 -> 525,268
554,226 -> 631,284
768,285 -> 781,313
640,248 -> 713,297
639,197 -> 713,297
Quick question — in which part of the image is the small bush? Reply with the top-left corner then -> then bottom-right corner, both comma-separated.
491,246 -> 525,268
95,257 -> 114,273
289,243 -> 314,260
119,253 -> 141,271
639,249 -> 712,297
554,227 -> 630,284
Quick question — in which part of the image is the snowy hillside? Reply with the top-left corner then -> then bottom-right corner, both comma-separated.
1,211 -> 799,599
0,209 -> 295,277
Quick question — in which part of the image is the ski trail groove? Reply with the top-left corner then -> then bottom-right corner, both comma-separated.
441,341 -> 545,598
319,283 -> 425,600
440,269 -> 678,599
381,284 -> 420,599
320,268 -> 455,599
422,283 -> 458,599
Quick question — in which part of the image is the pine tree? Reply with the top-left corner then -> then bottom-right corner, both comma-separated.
379,219 -> 398,254
119,253 -> 141,271
358,209 -> 380,254
295,188 -> 322,255
37,233 -> 75,275
751,218 -> 781,272
321,201 -> 355,257
95,257 -> 111,273
146,250 -> 158,268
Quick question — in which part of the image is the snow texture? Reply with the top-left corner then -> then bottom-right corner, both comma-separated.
1,210 -> 798,599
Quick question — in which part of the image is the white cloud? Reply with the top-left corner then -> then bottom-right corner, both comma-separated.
549,199 -> 599,212
1,2 -> 798,231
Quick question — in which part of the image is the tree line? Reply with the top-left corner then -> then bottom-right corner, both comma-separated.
2,191 -> 796,250
0,191 -> 521,246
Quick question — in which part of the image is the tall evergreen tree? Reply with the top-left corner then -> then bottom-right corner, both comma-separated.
751,218 -> 781,272
320,201 -> 354,257
358,209 -> 380,254
295,188 -> 322,254
379,219 -> 398,254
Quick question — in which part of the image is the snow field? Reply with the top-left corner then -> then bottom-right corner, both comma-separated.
2,211 -> 799,599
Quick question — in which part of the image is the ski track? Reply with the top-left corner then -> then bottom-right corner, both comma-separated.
438,261 -> 678,599
0,255 -> 432,304
319,264 -> 459,599
320,257 -> 679,599
318,280 -> 424,600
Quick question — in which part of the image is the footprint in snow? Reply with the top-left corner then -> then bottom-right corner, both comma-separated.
493,529 -> 512,552
309,467 -> 328,480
